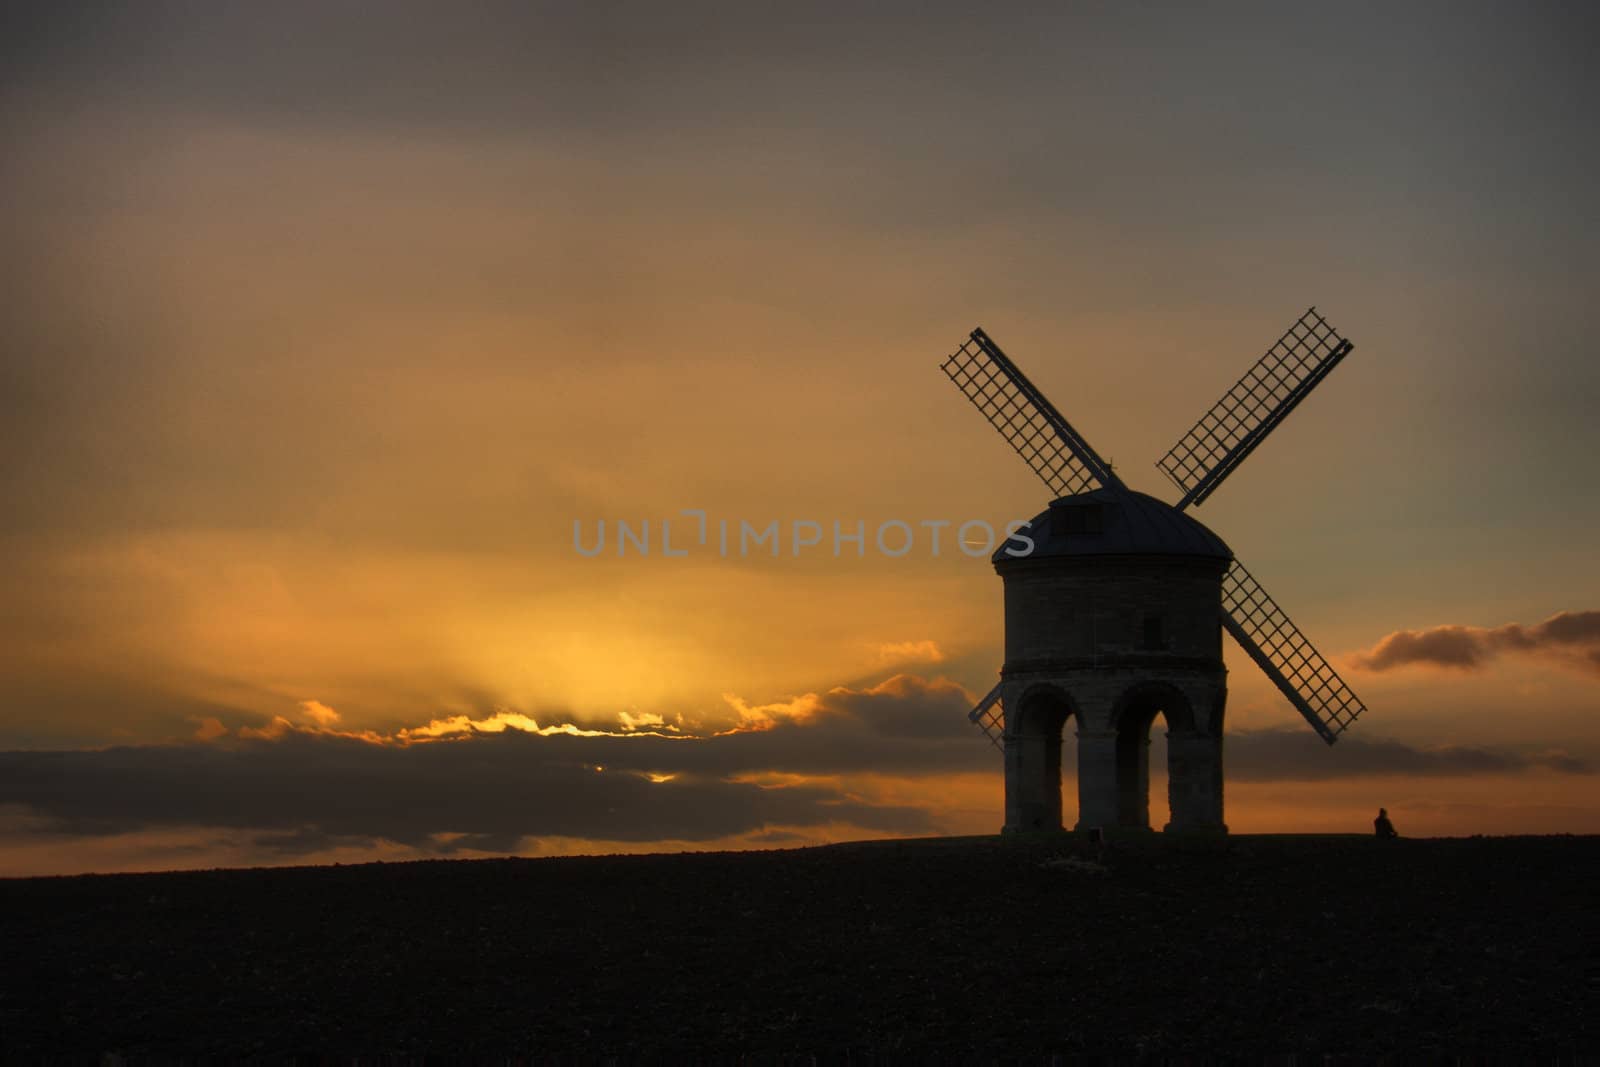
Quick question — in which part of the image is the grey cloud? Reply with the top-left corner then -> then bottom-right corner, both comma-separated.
1226,729 -> 1593,783
1536,612 -> 1600,647
1352,612 -> 1600,678
0,675 -> 982,854
827,676 -> 977,741
3,675 -> 1589,858
0,727 -> 932,853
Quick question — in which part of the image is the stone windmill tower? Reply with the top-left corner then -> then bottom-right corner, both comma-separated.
941,310 -> 1368,835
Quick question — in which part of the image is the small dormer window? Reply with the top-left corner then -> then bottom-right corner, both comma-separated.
1060,504 -> 1104,534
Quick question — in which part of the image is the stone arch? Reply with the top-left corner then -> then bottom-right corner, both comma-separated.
1013,682 -> 1077,737
1111,682 -> 1196,831
1004,682 -> 1077,833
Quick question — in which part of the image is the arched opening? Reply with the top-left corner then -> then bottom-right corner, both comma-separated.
1007,685 -> 1076,832
1112,683 -> 1196,831
1149,727 -> 1169,826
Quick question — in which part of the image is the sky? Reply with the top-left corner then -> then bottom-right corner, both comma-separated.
2,1 -> 1597,875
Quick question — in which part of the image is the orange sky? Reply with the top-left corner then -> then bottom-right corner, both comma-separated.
1,4 -> 1596,875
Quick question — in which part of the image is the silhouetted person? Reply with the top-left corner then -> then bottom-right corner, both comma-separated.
1374,807 -> 1398,839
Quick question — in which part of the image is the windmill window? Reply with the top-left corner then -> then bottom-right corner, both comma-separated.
1059,504 -> 1103,534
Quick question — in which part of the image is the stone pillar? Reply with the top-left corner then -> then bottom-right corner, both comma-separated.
1003,717 -> 1064,833
1074,729 -> 1120,831
1165,730 -> 1226,833
1116,727 -> 1152,830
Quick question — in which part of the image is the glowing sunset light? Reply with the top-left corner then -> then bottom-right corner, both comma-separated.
0,3 -> 1594,878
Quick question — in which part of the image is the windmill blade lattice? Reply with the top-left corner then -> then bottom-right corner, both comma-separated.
1220,560 -> 1365,745
1157,308 -> 1354,511
967,681 -> 1004,749
939,305 -> 1372,817
942,328 -> 1124,498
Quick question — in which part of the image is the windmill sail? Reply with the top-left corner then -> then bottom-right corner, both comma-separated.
1220,560 -> 1365,745
967,681 -> 1004,750
1157,308 -> 1354,510
942,328 -> 1124,498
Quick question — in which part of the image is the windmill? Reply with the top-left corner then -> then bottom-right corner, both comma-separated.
941,309 -> 1365,834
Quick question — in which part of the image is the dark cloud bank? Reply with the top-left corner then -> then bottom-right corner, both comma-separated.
0,676 -> 983,856
1354,611 -> 1600,677
1,675 -> 1589,857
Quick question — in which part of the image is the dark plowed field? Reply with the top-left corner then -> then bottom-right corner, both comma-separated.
3,835 -> 1595,1058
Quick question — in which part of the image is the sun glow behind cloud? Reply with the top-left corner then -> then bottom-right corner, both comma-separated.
2,4 -> 1597,875
3,662 -> 1594,876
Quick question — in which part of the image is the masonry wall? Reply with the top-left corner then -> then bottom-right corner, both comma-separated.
998,555 -> 1226,671
995,553 -> 1230,835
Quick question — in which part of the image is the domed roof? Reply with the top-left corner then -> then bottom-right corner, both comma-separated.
993,488 -> 1232,564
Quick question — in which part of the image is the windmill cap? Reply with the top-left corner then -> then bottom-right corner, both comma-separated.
993,488 -> 1232,564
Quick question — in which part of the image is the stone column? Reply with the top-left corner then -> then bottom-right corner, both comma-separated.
1165,730 -> 1226,833
1004,717 -> 1064,833
1116,727 -> 1152,830
1074,729 -> 1120,831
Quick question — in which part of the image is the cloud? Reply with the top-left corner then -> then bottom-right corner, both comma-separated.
297,699 -> 341,727
3,674 -> 1589,863
0,675 -> 984,857
189,716 -> 227,742
618,711 -> 674,732
0,727 -> 933,855
875,640 -> 946,666
1352,611 -> 1600,678
1226,728 -> 1592,782
826,674 -> 970,740
719,691 -> 829,732
396,709 -> 648,741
